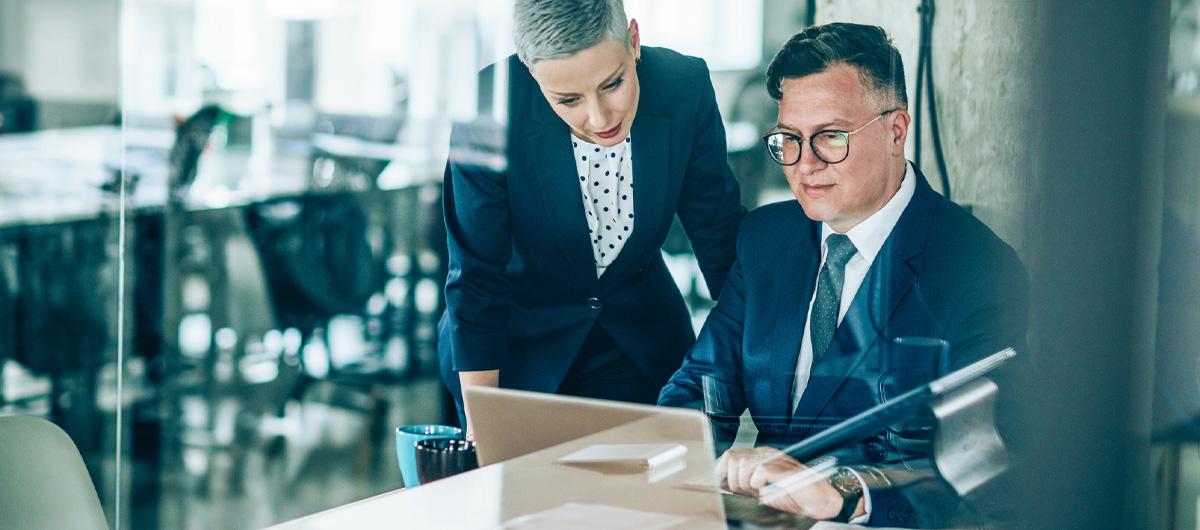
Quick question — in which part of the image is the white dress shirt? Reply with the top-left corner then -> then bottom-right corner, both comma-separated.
791,162 -> 916,411
572,134 -> 635,277
789,162 -> 916,523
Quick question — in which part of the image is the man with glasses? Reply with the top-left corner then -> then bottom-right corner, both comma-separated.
659,23 -> 1028,526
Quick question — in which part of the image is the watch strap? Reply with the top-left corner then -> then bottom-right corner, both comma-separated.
830,467 -> 864,523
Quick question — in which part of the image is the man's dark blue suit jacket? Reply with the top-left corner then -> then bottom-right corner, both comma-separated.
660,167 -> 1029,527
439,47 -> 745,406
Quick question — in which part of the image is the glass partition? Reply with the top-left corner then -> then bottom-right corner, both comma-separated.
1,0 -> 126,528
105,0 -> 778,527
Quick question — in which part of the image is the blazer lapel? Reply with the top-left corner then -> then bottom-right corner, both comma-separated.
528,91 -> 598,290
762,220 -> 821,419
599,111 -> 670,284
792,167 -> 940,421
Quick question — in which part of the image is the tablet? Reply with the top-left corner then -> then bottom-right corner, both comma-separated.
781,347 -> 1017,462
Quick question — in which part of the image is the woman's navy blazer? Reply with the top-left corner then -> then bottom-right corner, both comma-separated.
438,46 -> 746,400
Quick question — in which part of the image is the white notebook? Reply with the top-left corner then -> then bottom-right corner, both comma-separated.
556,443 -> 688,472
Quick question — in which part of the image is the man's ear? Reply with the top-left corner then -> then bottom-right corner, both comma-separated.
889,108 -> 911,155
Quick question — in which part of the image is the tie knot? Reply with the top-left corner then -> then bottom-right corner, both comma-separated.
824,233 -> 857,269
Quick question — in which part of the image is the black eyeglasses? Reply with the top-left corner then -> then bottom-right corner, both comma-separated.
762,109 -> 898,165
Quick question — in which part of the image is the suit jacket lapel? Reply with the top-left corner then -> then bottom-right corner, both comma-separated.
601,113 -> 670,284
528,89 -> 598,290
762,219 -> 820,419
792,168 -> 939,421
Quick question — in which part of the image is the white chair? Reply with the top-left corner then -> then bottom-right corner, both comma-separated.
0,415 -> 108,530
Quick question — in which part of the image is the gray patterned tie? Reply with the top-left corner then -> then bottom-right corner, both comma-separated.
810,233 -> 858,362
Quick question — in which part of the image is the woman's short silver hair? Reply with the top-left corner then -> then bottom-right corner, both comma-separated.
513,0 -> 630,67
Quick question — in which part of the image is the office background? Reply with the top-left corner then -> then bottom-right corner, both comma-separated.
0,0 -> 1197,528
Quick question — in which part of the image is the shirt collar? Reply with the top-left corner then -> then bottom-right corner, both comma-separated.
571,133 -> 630,155
820,161 -> 917,263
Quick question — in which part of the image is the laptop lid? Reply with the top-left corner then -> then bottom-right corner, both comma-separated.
464,386 -> 714,467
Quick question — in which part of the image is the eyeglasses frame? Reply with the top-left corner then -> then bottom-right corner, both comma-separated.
762,108 -> 900,166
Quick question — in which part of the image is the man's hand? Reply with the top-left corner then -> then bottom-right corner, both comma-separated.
457,369 -> 499,441
716,447 -> 860,520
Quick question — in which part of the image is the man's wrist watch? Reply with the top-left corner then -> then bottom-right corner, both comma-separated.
828,467 -> 864,523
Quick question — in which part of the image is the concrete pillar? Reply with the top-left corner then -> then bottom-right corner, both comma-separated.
815,0 -> 1036,249
813,1 -> 1167,527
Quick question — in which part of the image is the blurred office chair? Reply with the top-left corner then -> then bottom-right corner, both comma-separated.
245,195 -> 389,340
0,415 -> 108,530
0,72 -> 37,134
8,221 -> 113,452
245,194 -> 394,427
11,221 -> 113,378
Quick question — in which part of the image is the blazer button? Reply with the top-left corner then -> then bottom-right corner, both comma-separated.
586,297 -> 602,309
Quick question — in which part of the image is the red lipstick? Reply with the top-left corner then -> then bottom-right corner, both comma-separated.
595,123 -> 622,139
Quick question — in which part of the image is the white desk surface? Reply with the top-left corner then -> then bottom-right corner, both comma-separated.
268,416 -> 728,530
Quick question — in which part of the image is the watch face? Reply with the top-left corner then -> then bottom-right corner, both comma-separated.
830,469 -> 863,497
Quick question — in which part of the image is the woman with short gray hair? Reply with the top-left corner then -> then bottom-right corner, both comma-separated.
512,0 -> 630,66
439,0 -> 745,437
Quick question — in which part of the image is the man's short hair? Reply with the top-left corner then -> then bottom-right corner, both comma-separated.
513,0 -> 629,67
766,22 -> 907,109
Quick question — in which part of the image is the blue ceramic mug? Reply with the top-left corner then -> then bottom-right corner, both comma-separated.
395,424 -> 462,488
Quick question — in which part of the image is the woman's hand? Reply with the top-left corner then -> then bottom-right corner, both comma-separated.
457,370 -> 500,441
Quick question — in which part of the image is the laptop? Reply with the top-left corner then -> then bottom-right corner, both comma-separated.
463,386 -> 714,467
463,387 -> 829,528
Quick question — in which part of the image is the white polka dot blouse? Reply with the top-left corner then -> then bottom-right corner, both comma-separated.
571,133 -> 634,277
